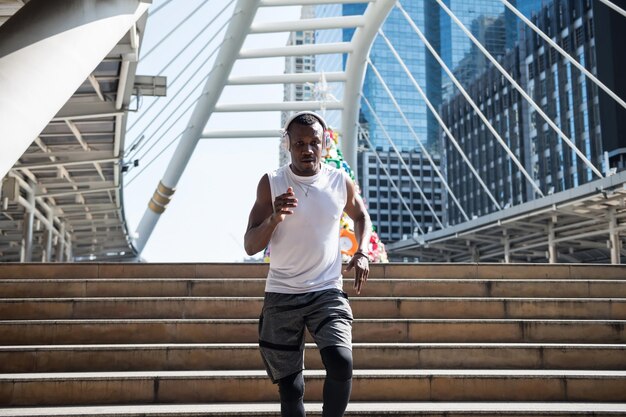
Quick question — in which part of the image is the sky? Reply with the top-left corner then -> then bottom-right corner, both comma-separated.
123,0 -> 301,262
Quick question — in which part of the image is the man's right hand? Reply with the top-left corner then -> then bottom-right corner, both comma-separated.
272,187 -> 297,223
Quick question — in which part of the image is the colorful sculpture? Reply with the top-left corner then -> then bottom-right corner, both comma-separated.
324,129 -> 388,263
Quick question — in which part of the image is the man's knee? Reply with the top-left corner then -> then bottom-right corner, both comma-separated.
320,346 -> 353,381
278,371 -> 305,402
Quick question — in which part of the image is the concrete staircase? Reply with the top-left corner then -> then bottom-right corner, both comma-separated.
0,262 -> 625,416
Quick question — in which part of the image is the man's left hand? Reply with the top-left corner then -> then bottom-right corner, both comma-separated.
344,252 -> 369,295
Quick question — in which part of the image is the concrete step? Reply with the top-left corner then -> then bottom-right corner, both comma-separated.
0,263 -> 268,280
1,319 -> 625,345
0,263 -> 624,414
3,402 -> 626,417
2,263 -> 624,280
2,278 -> 626,298
2,296 -> 626,320
1,343 -> 624,373
1,370 -> 625,406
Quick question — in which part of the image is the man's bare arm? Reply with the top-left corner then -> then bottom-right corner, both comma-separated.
244,175 -> 297,255
343,177 -> 372,254
343,176 -> 372,294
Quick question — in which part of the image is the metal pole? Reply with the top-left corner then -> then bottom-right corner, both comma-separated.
609,208 -> 621,264
22,185 -> 35,262
44,209 -> 54,262
503,231 -> 511,264
548,219 -> 557,264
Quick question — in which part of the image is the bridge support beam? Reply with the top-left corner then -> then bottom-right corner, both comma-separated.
609,208 -> 621,264
547,219 -> 557,264
44,209 -> 54,262
503,231 -> 511,264
65,232 -> 73,262
134,0 -> 261,253
21,185 -> 35,262
0,0 -> 150,179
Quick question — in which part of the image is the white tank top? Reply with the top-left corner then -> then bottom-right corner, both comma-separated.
266,163 -> 348,294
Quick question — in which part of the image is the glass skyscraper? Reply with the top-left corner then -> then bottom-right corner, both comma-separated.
441,0 -> 626,224
313,4 -> 344,131
438,1 -> 545,95
358,3 -> 430,152
440,1 -> 512,99
316,1 -> 545,152
315,3 -> 429,151
312,1 -> 546,244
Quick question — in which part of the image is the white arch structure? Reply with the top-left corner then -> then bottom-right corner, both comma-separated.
134,0 -> 395,252
1,0 -> 624,263
131,0 -> 626,263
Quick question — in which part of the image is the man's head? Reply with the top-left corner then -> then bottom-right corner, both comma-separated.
283,112 -> 328,176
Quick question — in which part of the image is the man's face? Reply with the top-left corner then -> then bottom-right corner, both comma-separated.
288,122 -> 324,176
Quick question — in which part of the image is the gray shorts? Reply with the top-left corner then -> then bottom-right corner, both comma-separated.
258,288 -> 353,383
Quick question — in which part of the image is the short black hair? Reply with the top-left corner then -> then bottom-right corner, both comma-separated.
287,113 -> 324,131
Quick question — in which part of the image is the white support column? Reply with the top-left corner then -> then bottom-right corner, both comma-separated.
239,42 -> 352,59
548,218 -> 557,264
503,231 -> 511,264
341,0 -> 395,179
22,186 -> 35,262
249,15 -> 365,33
44,209 -> 54,262
228,72 -> 346,85
134,0 -> 261,253
0,0 -> 150,179
65,231 -> 73,262
609,208 -> 621,264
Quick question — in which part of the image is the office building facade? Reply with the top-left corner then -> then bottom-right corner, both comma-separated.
441,0 -> 626,224
310,1 -> 546,243
358,145 -> 444,244
441,46 -> 526,224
